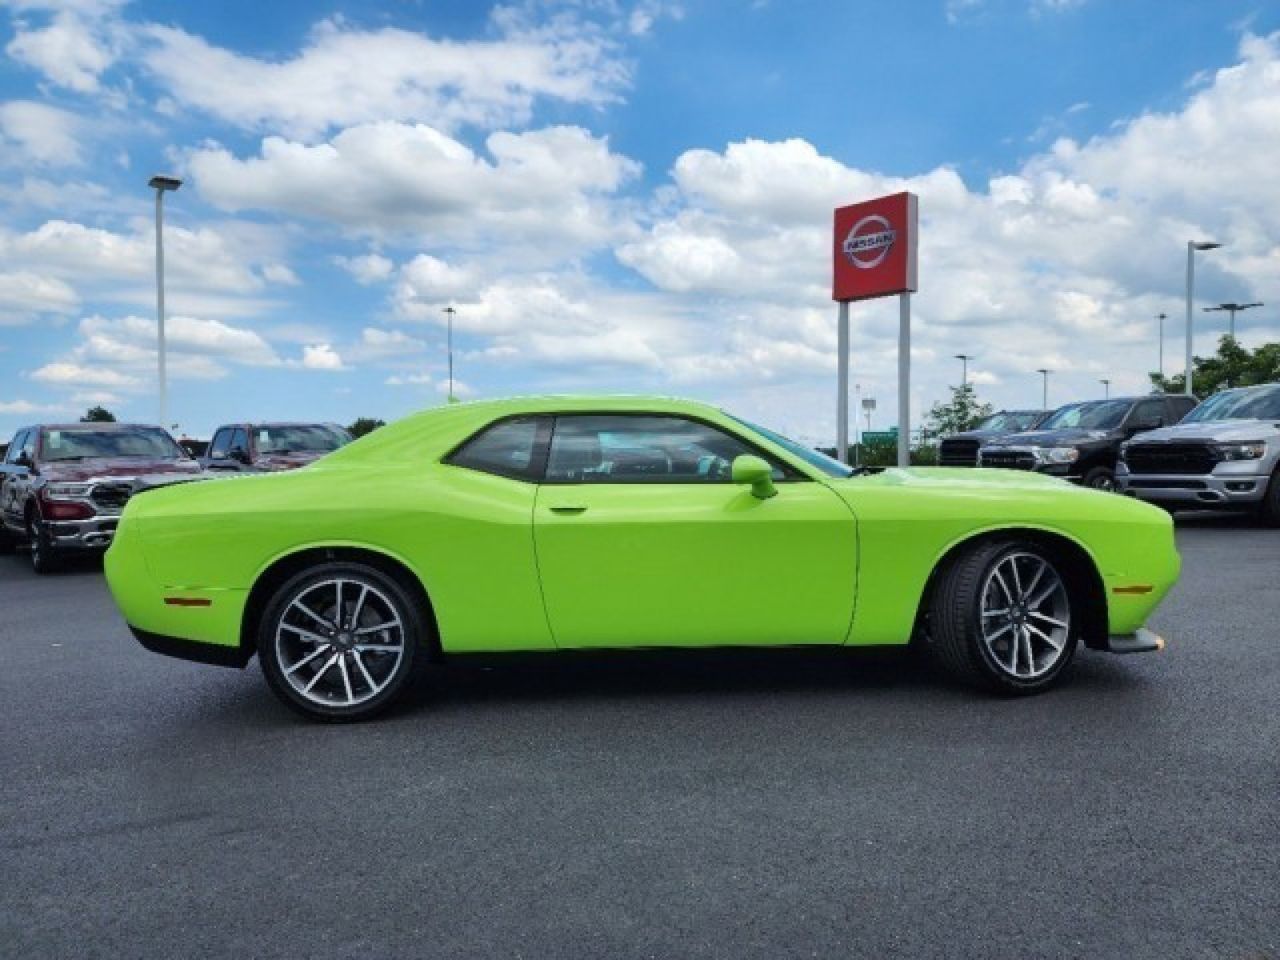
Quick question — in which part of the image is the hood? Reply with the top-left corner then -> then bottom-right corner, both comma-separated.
253,451 -> 326,471
41,457 -> 203,482
943,427 -> 1027,443
1124,419 -> 1280,445
986,427 -> 1113,447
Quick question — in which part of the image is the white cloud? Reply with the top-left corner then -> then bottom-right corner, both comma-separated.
189,123 -> 639,252
335,253 -> 394,285
30,361 -> 138,387
300,343 -> 343,370
0,270 -> 79,324
5,10 -> 117,93
0,398 -> 60,414
136,12 -> 626,139
0,100 -> 81,166
386,372 -> 432,386
261,263 -> 299,286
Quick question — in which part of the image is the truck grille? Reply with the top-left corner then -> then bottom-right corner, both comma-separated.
939,438 -> 980,466
1124,443 -> 1219,476
90,482 -> 134,511
980,450 -> 1037,471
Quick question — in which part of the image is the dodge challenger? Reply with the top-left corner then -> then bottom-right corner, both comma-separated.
104,396 -> 1179,721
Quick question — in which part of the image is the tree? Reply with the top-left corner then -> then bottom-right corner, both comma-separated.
347,417 -> 386,439
925,383 -> 993,437
1150,335 -> 1280,396
80,405 -> 116,423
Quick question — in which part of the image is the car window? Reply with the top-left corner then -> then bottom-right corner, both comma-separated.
1164,397 -> 1192,424
1182,384 -> 1280,423
39,427 -> 182,461
229,428 -> 249,454
447,417 -> 547,481
546,415 -> 788,484
256,424 -> 351,454
1038,399 -> 1130,430
209,428 -> 232,460
1128,399 -> 1165,426
6,430 -> 28,463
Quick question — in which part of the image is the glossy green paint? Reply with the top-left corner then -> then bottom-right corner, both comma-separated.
731,454 -> 777,500
104,395 -> 1180,657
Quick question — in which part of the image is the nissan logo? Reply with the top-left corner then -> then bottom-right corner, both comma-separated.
842,215 -> 896,269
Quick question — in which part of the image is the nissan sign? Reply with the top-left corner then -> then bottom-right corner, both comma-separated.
832,192 -> 918,301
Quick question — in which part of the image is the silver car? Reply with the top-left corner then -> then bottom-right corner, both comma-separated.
1116,383 -> 1280,524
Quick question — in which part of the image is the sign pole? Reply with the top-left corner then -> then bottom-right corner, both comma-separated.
897,292 -> 910,467
837,301 -> 850,465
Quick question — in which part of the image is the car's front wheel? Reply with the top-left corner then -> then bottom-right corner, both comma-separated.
1258,467 -> 1280,528
258,562 -> 428,721
1082,466 -> 1116,491
28,515 -> 62,574
928,540 -> 1078,694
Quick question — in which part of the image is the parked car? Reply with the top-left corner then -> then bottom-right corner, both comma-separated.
200,422 -> 352,473
978,394 -> 1197,490
938,409 -> 1049,467
0,423 -> 204,572
105,395 -> 1179,722
1116,382 -> 1280,524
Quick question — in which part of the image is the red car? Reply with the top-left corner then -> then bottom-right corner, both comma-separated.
198,422 -> 352,473
0,423 -> 203,573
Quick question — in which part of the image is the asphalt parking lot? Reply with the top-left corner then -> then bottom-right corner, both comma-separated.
1,515 -> 1277,960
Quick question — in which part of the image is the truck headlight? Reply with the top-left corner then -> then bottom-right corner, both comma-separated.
43,482 -> 93,499
1036,447 -> 1080,464
1215,441 -> 1267,461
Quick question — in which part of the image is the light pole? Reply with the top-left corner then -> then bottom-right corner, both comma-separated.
954,353 -> 973,388
1156,312 -> 1167,380
1185,240 -> 1222,396
1035,369 -> 1050,409
148,174 -> 182,427
1203,301 -> 1262,340
1099,378 -> 1110,399
442,305 -> 456,402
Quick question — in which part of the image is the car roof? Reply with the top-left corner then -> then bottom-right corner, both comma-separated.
34,422 -> 165,431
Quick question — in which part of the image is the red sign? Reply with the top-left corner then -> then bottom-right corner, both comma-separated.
832,191 -> 918,302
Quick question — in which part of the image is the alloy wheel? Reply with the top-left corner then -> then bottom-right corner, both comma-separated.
979,551 -> 1072,680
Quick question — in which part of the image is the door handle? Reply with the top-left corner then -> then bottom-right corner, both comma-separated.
548,505 -> 587,515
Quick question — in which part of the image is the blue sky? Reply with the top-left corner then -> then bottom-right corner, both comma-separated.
2,0 -> 1279,442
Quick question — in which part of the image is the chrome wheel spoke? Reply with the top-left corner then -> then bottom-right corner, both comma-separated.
1030,611 -> 1068,630
352,650 -> 379,694
338,653 -> 355,705
354,622 -> 398,636
284,644 -> 330,676
992,569 -> 1015,605
1021,561 -> 1047,603
350,585 -> 369,628
354,643 -> 400,654
280,623 -> 329,644
983,607 -> 1010,618
294,600 -> 335,630
302,653 -> 340,694
1026,621 -> 1063,651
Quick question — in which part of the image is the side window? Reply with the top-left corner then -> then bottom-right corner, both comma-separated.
1165,397 -> 1193,424
1129,399 -> 1164,427
447,417 -> 546,481
22,430 -> 37,460
545,415 -> 787,484
229,428 -> 249,454
208,429 -> 232,460
6,430 -> 27,463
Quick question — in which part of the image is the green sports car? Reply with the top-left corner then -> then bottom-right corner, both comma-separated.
105,395 -> 1179,721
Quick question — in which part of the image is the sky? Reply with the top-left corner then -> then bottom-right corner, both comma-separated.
1,0 -> 1279,443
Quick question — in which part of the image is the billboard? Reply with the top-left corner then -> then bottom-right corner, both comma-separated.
832,192 -> 918,302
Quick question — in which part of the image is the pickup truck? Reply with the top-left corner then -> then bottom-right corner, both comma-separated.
938,409 -> 1049,466
978,394 -> 1197,490
0,422 -> 204,572
199,421 -> 352,473
1117,382 -> 1280,523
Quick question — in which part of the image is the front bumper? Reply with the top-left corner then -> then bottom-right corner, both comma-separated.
47,514 -> 121,550
131,626 -> 253,668
1117,465 -> 1269,507
1101,627 -> 1166,655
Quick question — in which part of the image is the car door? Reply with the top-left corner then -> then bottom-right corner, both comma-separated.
532,413 -> 858,649
1,429 -> 29,527
1124,398 -> 1167,437
204,428 -> 235,470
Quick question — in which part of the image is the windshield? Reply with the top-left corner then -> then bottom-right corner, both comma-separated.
1037,399 -> 1130,431
39,426 -> 184,462
977,411 -> 1043,432
729,416 -> 855,478
255,424 -> 352,454
1183,384 -> 1280,423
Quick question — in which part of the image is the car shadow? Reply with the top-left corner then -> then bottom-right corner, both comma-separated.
1173,510 -> 1263,529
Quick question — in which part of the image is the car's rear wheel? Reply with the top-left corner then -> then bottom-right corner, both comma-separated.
1082,466 -> 1116,491
928,540 -> 1078,694
258,562 -> 427,722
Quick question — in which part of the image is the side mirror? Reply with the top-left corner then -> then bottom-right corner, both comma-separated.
1128,419 -> 1161,434
229,446 -> 251,465
731,454 -> 777,500
14,453 -> 32,469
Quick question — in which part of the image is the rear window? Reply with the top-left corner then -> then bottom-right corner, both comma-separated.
446,417 -> 546,481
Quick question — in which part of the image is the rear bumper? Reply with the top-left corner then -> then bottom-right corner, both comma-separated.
131,626 -> 253,668
1101,627 -> 1166,655
1117,468 -> 1269,507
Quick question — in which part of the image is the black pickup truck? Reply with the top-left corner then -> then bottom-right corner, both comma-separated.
978,394 -> 1197,490
938,409 -> 1048,466
0,422 -> 203,572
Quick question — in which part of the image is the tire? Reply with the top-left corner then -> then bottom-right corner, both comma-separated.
1082,466 -> 1116,492
928,540 -> 1079,695
1258,468 -> 1280,528
0,524 -> 14,555
28,515 -> 62,574
258,561 -> 429,722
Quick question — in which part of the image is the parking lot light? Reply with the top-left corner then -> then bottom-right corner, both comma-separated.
1036,368 -> 1051,409
1185,240 -> 1222,397
149,175 -> 182,427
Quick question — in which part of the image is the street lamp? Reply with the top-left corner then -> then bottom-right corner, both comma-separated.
1099,378 -> 1110,399
442,305 -> 456,402
1035,368 -> 1051,409
1185,240 -> 1222,397
1203,301 -> 1262,340
1156,312 -> 1167,380
954,353 -> 973,388
148,174 -> 182,427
